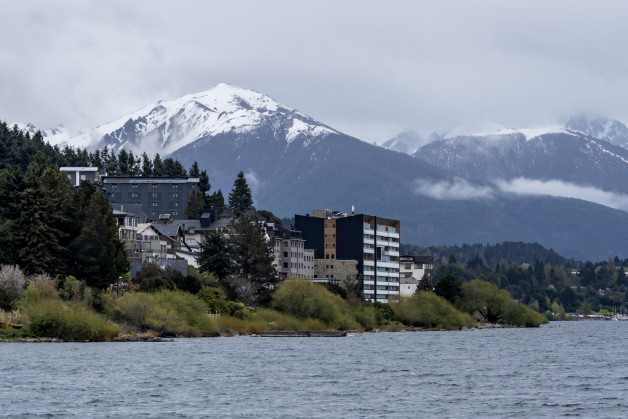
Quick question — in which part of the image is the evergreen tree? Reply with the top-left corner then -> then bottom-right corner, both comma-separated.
185,188 -> 205,219
141,152 -> 153,176
189,161 -> 200,178
226,215 -> 277,299
90,149 -> 104,170
228,171 -> 254,213
206,189 -> 225,212
0,168 -> 23,265
163,158 -> 177,176
14,162 -> 70,275
415,274 -> 433,294
173,160 -> 187,176
70,190 -> 128,289
153,153 -> 164,176
434,274 -> 462,304
128,150 -> 140,176
118,149 -> 130,175
107,147 -> 119,175
199,170 -> 211,207
196,231 -> 231,279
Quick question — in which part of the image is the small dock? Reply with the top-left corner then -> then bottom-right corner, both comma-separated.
258,330 -> 347,337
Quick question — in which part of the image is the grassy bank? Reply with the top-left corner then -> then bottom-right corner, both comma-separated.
1,267 -> 548,341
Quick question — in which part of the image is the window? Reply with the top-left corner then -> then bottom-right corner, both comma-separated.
326,254 -> 329,259
283,263 -> 288,269
283,252 -> 288,257
331,254 -> 335,259
152,184 -> 158,189
172,184 -> 179,189
132,184 -> 138,188
151,202 -> 159,207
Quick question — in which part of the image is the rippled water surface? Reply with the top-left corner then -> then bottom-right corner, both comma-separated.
2,321 -> 628,417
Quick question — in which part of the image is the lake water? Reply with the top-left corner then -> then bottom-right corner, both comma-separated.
1,321 -> 628,418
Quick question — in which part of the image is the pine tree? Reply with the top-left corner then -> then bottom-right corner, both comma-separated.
153,153 -> 164,176
196,231 -> 231,279
14,162 -> 70,275
228,171 -> 254,213
185,188 -> 205,219
163,158 -> 177,176
415,274 -> 433,294
118,149 -> 130,175
206,189 -> 225,212
141,152 -> 153,176
90,149 -> 103,170
226,215 -> 277,297
70,190 -> 128,289
189,161 -> 200,178
128,150 -> 140,175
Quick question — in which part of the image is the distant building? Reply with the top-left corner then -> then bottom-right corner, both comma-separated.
60,167 -> 104,186
113,208 -> 140,262
399,255 -> 434,296
269,225 -> 315,280
313,258 -> 358,287
102,176 -> 200,221
295,209 -> 400,302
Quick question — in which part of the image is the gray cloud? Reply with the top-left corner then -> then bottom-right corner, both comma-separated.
414,178 -> 494,200
3,1 -> 628,143
495,178 -> 628,212
414,176 -> 628,212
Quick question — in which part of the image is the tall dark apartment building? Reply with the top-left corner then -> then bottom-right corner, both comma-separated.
102,176 -> 200,221
295,210 -> 400,302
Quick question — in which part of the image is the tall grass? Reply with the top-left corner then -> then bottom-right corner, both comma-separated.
392,292 -> 475,330
108,290 -> 218,336
217,307 -> 328,334
271,279 -> 359,330
18,275 -> 120,341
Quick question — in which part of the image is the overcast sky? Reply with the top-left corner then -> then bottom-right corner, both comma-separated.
2,1 -> 628,144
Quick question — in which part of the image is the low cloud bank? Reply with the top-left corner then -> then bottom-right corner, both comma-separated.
414,177 -> 494,200
414,177 -> 628,212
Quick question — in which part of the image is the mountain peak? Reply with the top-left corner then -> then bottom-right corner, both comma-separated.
565,115 -> 628,149
52,84 -> 339,154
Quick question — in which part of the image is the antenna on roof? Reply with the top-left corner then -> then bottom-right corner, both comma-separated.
352,205 -> 354,215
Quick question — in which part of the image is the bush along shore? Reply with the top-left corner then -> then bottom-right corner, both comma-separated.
0,265 -> 548,342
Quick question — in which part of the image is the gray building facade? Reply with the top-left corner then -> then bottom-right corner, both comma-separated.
103,176 -> 200,221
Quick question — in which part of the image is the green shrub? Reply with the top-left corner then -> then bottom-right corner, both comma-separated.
216,307 -> 327,334
459,279 -> 548,327
197,286 -> 242,315
22,298 -> 120,341
352,304 -> 379,331
59,276 -> 85,302
139,276 -> 174,292
391,292 -> 474,330
151,290 -> 218,335
108,291 -> 218,336
20,275 -> 58,304
271,280 -> 358,329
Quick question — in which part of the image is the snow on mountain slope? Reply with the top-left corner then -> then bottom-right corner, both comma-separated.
12,123 -> 78,147
67,83 -> 339,155
565,115 -> 628,149
381,129 -> 443,155
413,127 -> 628,194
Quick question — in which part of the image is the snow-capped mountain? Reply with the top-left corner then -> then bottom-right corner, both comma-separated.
413,127 -> 628,194
565,115 -> 628,150
10,85 -> 628,260
69,83 -> 338,155
12,123 -> 73,146
381,130 -> 442,155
